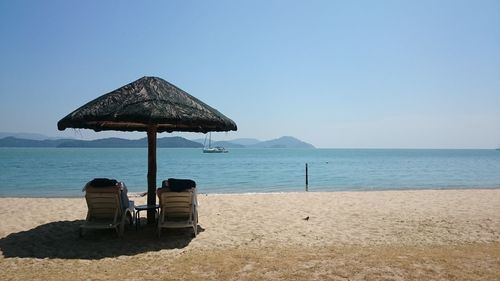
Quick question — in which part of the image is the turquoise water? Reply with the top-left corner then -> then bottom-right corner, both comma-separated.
0,148 -> 499,197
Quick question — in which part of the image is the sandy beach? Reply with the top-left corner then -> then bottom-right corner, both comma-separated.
1,189 -> 499,280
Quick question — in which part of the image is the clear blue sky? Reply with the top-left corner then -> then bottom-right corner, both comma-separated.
0,0 -> 499,148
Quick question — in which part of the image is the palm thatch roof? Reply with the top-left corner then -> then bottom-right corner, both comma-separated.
57,76 -> 237,133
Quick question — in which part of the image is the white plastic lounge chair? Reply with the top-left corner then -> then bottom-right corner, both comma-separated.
80,185 -> 135,237
157,188 -> 198,238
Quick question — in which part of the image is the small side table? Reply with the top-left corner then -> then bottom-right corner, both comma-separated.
135,204 -> 160,230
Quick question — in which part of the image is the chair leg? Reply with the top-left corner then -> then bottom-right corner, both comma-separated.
193,208 -> 198,237
127,212 -> 133,226
118,224 -> 124,238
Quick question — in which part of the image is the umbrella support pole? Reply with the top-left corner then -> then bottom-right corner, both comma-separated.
147,125 -> 157,225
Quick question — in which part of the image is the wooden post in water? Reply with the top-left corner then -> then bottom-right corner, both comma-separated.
305,163 -> 309,191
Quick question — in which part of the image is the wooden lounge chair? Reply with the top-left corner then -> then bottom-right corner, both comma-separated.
157,188 -> 198,238
80,185 -> 135,237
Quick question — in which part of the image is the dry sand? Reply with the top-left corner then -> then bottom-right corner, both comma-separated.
0,189 -> 499,280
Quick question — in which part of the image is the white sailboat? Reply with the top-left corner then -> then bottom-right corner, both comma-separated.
203,132 -> 228,153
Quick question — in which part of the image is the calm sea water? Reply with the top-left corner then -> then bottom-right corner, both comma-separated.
0,148 -> 499,197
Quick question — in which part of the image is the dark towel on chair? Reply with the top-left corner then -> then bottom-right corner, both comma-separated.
89,178 -> 118,187
162,178 -> 196,192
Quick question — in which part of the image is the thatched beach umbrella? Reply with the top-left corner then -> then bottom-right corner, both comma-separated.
58,76 -> 237,223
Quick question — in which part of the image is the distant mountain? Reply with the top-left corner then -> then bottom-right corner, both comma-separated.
192,139 -> 254,148
192,136 -> 315,149
191,138 -> 206,145
0,135 -> 315,148
250,136 -> 315,149
0,137 -> 72,147
229,138 -> 261,146
211,141 -> 245,148
0,136 -> 202,148
58,137 -> 144,148
157,137 -> 203,148
58,137 -> 202,148
0,132 -> 53,140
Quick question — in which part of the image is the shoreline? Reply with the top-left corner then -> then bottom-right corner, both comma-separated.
1,186 -> 499,199
1,188 -> 499,280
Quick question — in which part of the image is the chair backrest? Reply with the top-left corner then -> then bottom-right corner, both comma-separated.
158,191 -> 194,219
162,178 -> 196,192
85,188 -> 122,221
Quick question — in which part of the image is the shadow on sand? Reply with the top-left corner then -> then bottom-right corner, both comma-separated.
0,220 -> 204,260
